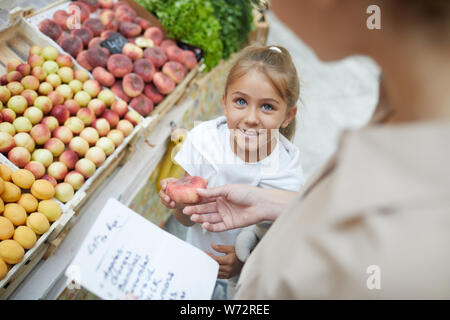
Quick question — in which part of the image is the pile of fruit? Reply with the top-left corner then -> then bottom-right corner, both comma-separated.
0,165 -> 63,280
0,45 -> 141,203
38,0 -> 198,117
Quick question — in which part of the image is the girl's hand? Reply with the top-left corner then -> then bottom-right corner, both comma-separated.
159,178 -> 185,210
206,244 -> 244,279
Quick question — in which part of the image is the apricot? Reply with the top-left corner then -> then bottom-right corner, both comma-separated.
2,182 -> 21,203
4,203 -> 27,226
13,226 -> 37,250
31,179 -> 55,200
0,239 -> 24,264
26,212 -> 50,235
0,216 -> 14,240
18,193 -> 39,213
11,169 -> 35,189
0,164 -> 12,181
38,199 -> 62,222
0,257 -> 7,279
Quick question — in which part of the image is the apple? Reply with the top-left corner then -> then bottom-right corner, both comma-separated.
31,148 -> 53,167
21,89 -> 38,106
64,171 -> 85,190
24,106 -> 43,125
69,136 -> 89,156
95,137 -> 115,156
13,132 -> 35,153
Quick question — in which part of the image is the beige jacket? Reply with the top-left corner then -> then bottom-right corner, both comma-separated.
235,112 -> 450,299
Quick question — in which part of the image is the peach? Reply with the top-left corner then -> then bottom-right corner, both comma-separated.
92,118 -> 110,137
87,99 -> 106,116
111,81 -> 130,102
13,132 -> 35,153
160,39 -> 177,52
0,136 -> 15,158
86,47 -> 109,69
69,136 -> 89,156
129,94 -> 153,116
97,89 -> 115,107
83,79 -> 102,98
144,83 -> 164,104
116,119 -> 133,137
38,82 -> 53,95
153,72 -> 175,95
107,129 -> 124,147
133,59 -> 155,82
166,176 -> 207,204
122,43 -> 143,61
60,36 -> 84,58
164,44 -> 184,64
7,71 -> 22,83
74,90 -> 92,107
119,21 -> 141,38
46,75 -> 61,88
21,89 -> 38,105
6,58 -> 22,72
32,149 -> 53,167
13,117 -> 32,133
41,116 -> 59,132
99,10 -> 116,29
143,47 -> 167,68
76,50 -> 93,70
64,171 -> 85,190
34,96 -> 53,114
95,137 -> 115,156
85,146 -> 106,167
83,18 -> 105,37
29,45 -> 42,55
7,95 -> 28,114
75,158 -> 96,178
122,73 -> 144,98
124,110 -> 141,126
48,161 -> 68,181
101,109 -> 119,128
162,61 -> 186,84
134,37 -> 154,49
27,54 -> 44,68
30,124 -> 51,145
52,10 -> 70,31
18,76 -> 36,92
24,161 -> 46,179
107,54 -> 132,78
75,69 -> 90,82
77,107 -> 96,125
58,67 -> 74,83
42,46 -> 58,59
43,61 -> 59,76
44,137 -> 65,157
49,104 -> 69,125
92,67 -> 115,87
88,37 -> 103,49
115,5 -> 136,22
64,116 -> 85,134
8,146 -> 31,168
41,174 -> 57,187
1,109 -> 16,123
64,99 -> 81,116
16,63 -> 31,77
80,127 -> 99,146
53,126 -> 73,144
0,122 -> 16,136
24,107 -> 43,125
6,81 -> 24,96
0,86 -> 11,104
48,91 -> 65,106
99,0 -> 114,9
134,17 -> 151,30
111,100 -> 128,117
0,75 -> 7,85
56,54 -> 73,68
55,182 -> 74,203
57,34 -> 70,47
71,27 -> 94,47
68,2 -> 90,23
56,84 -> 74,99
59,150 -> 79,170
80,0 -> 99,12
39,19 -> 62,41
143,27 -> 163,46
101,30 -> 116,40
32,67 -> 48,82
69,79 -> 83,94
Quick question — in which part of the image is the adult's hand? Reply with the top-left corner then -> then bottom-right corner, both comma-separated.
183,184 -> 297,232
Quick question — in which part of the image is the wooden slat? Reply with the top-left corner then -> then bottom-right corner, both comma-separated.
0,45 -> 23,65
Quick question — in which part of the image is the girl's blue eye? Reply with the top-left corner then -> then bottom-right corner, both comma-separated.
261,104 -> 273,111
236,98 -> 247,106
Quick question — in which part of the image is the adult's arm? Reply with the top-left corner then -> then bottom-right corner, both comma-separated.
183,184 -> 297,232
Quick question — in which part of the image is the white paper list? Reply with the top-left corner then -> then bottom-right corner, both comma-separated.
66,198 -> 219,300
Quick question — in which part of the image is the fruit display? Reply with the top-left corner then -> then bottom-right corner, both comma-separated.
0,45 -> 141,203
37,0 -> 199,117
0,165 -> 63,280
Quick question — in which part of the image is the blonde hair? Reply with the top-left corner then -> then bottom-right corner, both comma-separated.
225,45 -> 300,140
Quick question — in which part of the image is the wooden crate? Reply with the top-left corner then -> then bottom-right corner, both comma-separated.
0,10 -> 142,298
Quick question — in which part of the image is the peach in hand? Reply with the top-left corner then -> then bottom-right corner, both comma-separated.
165,176 -> 207,204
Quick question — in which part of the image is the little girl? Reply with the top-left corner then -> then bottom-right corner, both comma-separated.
159,45 -> 305,299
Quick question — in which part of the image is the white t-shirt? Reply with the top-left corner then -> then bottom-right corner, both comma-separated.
175,116 -> 305,256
